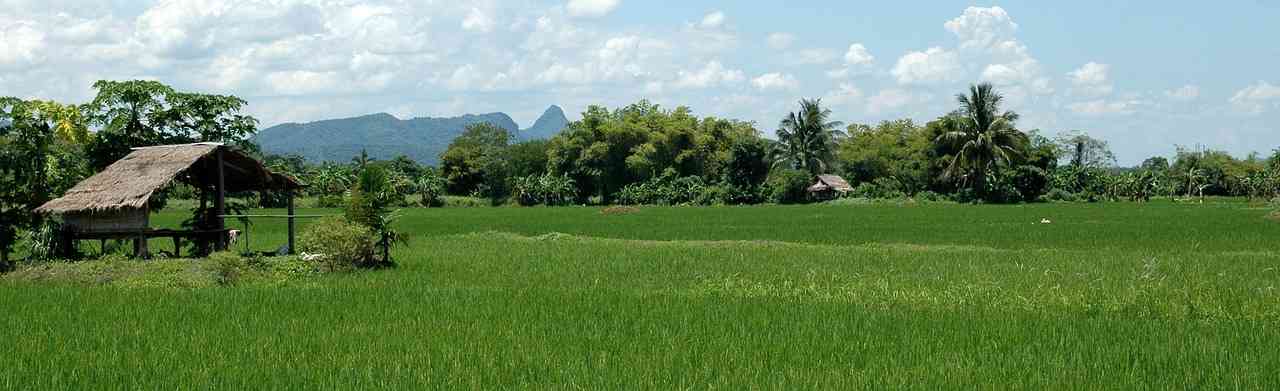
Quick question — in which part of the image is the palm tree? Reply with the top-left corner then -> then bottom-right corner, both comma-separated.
935,83 -> 1028,192
774,99 -> 845,175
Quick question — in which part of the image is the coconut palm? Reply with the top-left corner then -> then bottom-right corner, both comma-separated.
774,99 -> 844,176
935,83 -> 1028,191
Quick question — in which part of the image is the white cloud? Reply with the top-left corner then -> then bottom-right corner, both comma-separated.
823,83 -> 864,106
1068,62 -> 1113,96
566,0 -> 620,18
828,43 -> 874,79
265,70 -> 341,96
1165,85 -> 1200,101
766,32 -> 795,50
866,89 -> 921,115
945,6 -> 1017,49
844,43 -> 874,66
1068,99 -> 1139,116
462,7 -> 494,33
700,11 -> 726,29
1229,81 -> 1280,114
751,72 -> 798,91
674,60 -> 743,89
0,20 -> 47,69
891,47 -> 960,84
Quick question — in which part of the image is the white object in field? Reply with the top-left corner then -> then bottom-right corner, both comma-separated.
1040,218 -> 1052,224
228,229 -> 241,245
301,252 -> 326,262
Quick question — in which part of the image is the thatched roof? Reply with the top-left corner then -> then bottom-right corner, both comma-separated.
36,143 -> 300,214
807,175 -> 853,193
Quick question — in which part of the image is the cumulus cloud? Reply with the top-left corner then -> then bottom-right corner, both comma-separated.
674,60 -> 744,89
891,47 -> 960,84
828,43 -> 874,79
1229,81 -> 1280,114
700,11 -> 726,29
945,6 -> 1018,49
866,89 -> 922,115
0,20 -> 47,69
462,7 -> 494,33
566,0 -> 620,18
1068,62 -> 1114,96
766,32 -> 795,50
751,72 -> 798,91
823,83 -> 864,107
844,43 -> 874,66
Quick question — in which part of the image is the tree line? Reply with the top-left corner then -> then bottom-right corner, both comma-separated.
289,83 -> 1280,207
5,80 -> 1280,262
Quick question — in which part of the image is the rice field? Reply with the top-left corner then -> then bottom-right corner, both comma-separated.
3,200 -> 1279,388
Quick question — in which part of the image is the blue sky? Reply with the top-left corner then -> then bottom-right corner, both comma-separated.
1,0 -> 1277,164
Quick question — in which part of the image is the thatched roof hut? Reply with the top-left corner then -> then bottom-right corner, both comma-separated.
37,143 -> 298,214
807,175 -> 853,194
35,143 -> 302,257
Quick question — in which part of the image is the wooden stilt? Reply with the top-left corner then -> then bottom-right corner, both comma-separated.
215,148 -> 227,252
287,188 -> 296,255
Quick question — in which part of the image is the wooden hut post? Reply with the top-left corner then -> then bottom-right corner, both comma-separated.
287,187 -> 296,255
215,148 -> 227,251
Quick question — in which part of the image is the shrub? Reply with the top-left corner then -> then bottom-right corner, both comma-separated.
513,173 -> 576,206
417,171 -> 447,207
1045,189 -> 1079,202
914,191 -> 945,202
696,185 -> 729,206
204,251 -> 245,286
317,195 -> 345,208
1009,165 -> 1050,202
617,174 -> 705,206
765,169 -> 811,204
444,196 -> 488,208
19,220 -> 71,262
852,178 -> 905,200
298,217 -> 376,271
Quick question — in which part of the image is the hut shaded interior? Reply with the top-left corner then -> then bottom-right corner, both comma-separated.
35,143 -> 302,258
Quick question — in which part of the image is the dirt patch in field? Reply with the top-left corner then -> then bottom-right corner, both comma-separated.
600,206 -> 639,216
1266,210 -> 1280,222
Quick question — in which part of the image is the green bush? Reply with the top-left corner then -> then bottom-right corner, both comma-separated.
444,196 -> 489,208
617,174 -> 706,206
696,185 -> 729,206
298,217 -> 376,271
1009,165 -> 1050,202
766,169 -> 812,204
852,178 -> 906,200
204,252 -> 245,286
417,170 -> 447,208
514,173 -> 576,206
1045,189 -> 1079,202
914,191 -> 945,202
317,195 -> 345,208
19,220 -> 71,262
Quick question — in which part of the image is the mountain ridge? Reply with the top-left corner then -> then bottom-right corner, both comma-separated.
254,105 -> 569,165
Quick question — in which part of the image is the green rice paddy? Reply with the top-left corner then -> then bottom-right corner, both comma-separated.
3,201 -> 1279,388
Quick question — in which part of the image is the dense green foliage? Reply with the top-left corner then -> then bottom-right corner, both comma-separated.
3,202 -> 1279,388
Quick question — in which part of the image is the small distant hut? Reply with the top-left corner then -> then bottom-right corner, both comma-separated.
806,174 -> 853,200
35,143 -> 302,258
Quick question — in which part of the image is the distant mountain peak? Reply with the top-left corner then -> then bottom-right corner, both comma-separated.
521,105 -> 570,141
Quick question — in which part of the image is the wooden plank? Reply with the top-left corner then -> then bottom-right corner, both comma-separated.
215,148 -> 226,251
287,189 -> 296,255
